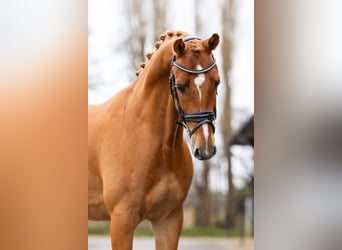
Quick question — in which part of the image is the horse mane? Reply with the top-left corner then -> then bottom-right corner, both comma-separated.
135,30 -> 188,77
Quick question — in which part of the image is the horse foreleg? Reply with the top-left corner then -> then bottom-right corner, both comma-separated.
109,208 -> 137,250
151,207 -> 183,250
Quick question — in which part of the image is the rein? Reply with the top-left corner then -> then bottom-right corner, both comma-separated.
169,36 -> 217,138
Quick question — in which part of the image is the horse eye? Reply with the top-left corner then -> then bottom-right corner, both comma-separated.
176,84 -> 186,93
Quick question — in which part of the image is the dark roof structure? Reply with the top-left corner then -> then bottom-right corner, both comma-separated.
230,115 -> 254,147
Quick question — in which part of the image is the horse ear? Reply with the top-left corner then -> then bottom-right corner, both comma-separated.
173,38 -> 185,57
206,33 -> 220,51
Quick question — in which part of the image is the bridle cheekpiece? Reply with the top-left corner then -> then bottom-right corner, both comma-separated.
169,36 -> 217,138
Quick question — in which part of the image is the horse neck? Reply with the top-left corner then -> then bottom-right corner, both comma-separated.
131,44 -> 183,147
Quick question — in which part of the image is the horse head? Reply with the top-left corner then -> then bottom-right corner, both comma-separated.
170,33 -> 220,160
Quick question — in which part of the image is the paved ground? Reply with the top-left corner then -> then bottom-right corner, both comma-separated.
88,236 -> 254,250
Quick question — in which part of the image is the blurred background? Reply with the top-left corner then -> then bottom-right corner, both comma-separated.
88,0 -> 254,246
1,1 -> 342,250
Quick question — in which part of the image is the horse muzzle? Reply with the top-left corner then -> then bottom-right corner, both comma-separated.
193,145 -> 217,160
190,123 -> 216,160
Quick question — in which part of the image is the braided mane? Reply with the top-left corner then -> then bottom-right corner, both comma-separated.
135,30 -> 188,77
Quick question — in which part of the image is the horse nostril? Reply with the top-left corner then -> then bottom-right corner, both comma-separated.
194,148 -> 201,158
213,146 -> 217,155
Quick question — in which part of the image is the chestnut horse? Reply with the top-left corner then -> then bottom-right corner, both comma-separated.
88,31 -> 220,249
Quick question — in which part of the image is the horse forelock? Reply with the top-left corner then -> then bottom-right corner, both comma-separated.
135,30 -> 188,77
187,40 -> 204,52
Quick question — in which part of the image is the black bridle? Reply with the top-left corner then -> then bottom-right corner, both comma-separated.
169,36 -> 217,138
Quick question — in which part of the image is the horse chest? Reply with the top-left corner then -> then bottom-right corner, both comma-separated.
142,175 -> 189,220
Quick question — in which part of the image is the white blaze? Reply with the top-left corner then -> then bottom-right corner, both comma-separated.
194,64 -> 205,101
202,124 -> 209,145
